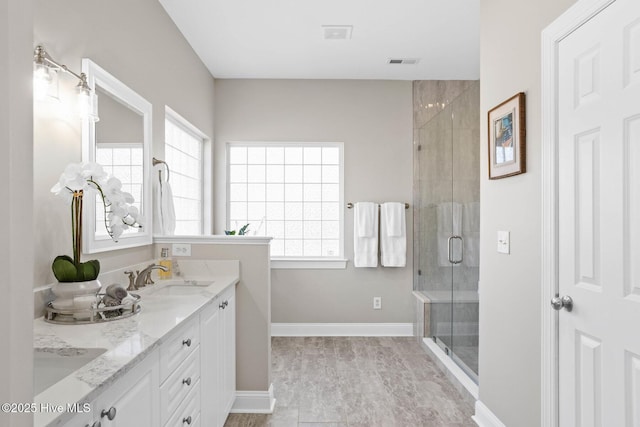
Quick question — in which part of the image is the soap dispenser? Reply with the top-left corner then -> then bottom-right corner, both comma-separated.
159,248 -> 172,279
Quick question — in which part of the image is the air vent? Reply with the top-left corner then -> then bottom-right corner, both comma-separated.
322,25 -> 353,40
388,58 -> 420,65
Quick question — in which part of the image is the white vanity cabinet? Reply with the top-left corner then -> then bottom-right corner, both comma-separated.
92,350 -> 160,427
58,284 -> 236,427
200,285 -> 236,427
159,316 -> 201,426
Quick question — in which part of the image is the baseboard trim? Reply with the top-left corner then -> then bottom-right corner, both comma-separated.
271,323 -> 414,337
230,383 -> 276,414
472,401 -> 506,427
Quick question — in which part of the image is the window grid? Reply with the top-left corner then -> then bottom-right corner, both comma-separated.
227,144 -> 343,258
95,144 -> 143,237
165,117 -> 204,235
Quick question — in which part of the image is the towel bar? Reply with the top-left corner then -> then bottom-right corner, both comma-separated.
347,202 -> 409,209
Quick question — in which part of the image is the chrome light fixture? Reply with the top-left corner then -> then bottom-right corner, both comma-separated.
33,45 -> 99,122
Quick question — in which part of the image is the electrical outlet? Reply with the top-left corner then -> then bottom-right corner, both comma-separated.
373,297 -> 382,310
172,243 -> 191,257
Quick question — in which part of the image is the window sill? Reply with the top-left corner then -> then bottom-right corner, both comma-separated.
271,258 -> 349,270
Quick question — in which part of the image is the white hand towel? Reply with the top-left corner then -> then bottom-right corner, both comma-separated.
353,202 -> 378,267
380,202 -> 406,267
154,173 -> 176,235
383,202 -> 405,237
161,180 -> 176,235
355,202 -> 376,237
437,202 -> 462,267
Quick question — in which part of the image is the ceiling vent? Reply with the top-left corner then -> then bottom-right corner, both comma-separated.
322,25 -> 353,40
388,58 -> 420,65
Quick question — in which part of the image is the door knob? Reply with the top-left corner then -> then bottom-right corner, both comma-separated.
551,295 -> 573,312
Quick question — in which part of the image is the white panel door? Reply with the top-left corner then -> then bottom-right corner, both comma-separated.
558,0 -> 640,426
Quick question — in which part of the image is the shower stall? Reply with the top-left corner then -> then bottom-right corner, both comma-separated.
413,81 -> 480,383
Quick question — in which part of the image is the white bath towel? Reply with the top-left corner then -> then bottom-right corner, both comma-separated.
355,202 -> 376,237
463,202 -> 480,267
437,202 -> 462,267
353,202 -> 378,267
380,202 -> 406,267
154,171 -> 176,235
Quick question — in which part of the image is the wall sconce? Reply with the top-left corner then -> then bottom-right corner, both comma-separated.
33,45 -> 99,122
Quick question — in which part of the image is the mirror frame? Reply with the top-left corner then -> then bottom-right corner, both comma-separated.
81,58 -> 153,253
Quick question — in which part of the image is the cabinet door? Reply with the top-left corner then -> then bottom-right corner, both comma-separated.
221,289 -> 236,417
95,350 -> 159,427
199,301 -> 221,427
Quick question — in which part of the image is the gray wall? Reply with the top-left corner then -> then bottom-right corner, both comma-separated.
478,0 -> 575,425
214,79 -> 414,324
33,0 -> 215,288
154,243 -> 271,392
1,0 -> 34,425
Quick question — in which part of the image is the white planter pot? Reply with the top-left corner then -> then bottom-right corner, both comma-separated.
51,279 -> 102,310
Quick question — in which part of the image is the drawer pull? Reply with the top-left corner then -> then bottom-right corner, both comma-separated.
101,406 -> 116,420
219,302 -> 225,309
182,377 -> 192,386
183,415 -> 192,425
182,338 -> 192,347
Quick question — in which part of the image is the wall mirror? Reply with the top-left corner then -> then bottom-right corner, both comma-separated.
81,59 -> 152,253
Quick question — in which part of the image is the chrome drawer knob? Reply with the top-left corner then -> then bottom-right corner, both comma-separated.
100,406 -> 116,420
182,377 -> 192,386
183,415 -> 192,425
182,338 -> 192,347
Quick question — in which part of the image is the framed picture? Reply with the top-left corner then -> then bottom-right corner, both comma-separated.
487,92 -> 526,179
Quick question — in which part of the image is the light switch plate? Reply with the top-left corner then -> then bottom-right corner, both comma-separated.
172,243 -> 191,257
497,231 -> 510,254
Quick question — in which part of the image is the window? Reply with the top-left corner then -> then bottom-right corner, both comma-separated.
95,143 -> 143,238
164,111 -> 206,235
227,143 -> 344,263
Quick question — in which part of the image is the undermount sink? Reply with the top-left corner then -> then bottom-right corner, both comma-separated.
149,280 -> 214,296
34,347 -> 107,395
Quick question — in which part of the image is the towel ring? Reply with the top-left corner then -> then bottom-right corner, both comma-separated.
152,157 -> 170,182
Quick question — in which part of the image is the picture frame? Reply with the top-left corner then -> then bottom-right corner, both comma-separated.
487,92 -> 526,179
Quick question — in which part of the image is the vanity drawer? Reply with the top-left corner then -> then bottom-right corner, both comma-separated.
160,317 -> 200,382
160,346 -> 201,425
165,380 -> 200,427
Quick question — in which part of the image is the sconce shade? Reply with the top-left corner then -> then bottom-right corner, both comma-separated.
33,62 -> 52,101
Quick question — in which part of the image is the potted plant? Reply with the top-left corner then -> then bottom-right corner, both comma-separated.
49,162 -> 142,307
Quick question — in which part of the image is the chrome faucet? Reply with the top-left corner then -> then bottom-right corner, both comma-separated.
134,264 -> 169,290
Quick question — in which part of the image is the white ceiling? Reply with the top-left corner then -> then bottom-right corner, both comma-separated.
158,0 -> 480,81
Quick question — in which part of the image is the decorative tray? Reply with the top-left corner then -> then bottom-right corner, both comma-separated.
44,293 -> 141,325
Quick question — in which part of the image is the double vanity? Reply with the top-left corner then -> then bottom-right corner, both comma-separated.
33,260 -> 239,427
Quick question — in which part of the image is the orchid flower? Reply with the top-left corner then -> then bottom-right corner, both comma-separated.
51,161 -> 143,249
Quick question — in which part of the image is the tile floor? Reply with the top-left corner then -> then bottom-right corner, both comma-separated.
224,337 -> 476,427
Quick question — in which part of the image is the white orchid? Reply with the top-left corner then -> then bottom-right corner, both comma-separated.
51,161 -> 143,243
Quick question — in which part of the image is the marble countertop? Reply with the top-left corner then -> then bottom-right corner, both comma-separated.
33,260 -> 239,427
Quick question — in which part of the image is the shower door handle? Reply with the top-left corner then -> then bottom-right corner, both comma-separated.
448,235 -> 463,265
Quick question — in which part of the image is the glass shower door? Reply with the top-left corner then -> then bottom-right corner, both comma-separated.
450,83 -> 480,382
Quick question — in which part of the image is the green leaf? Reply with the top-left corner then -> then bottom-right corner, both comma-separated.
77,261 -> 99,281
52,256 -> 78,282
52,256 -> 100,282
238,224 -> 250,235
